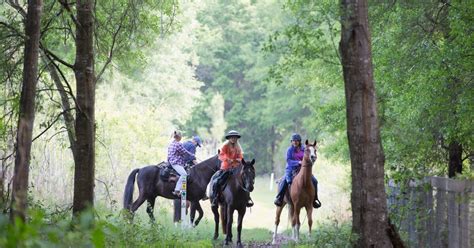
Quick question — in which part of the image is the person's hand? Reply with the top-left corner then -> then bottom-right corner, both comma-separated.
192,160 -> 198,165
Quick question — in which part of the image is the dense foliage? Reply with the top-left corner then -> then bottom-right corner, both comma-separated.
264,0 -> 473,180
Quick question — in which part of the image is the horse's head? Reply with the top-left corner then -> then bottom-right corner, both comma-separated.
240,158 -> 256,192
304,139 -> 317,164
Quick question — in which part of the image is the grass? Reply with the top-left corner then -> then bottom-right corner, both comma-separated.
1,154 -> 353,247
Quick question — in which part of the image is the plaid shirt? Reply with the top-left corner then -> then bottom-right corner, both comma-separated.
167,140 -> 193,165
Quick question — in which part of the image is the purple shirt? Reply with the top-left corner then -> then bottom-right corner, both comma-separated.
167,140 -> 193,165
285,145 -> 305,183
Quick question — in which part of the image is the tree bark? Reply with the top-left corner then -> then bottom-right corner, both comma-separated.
339,0 -> 402,247
448,141 -> 462,178
10,0 -> 43,222
72,0 -> 96,215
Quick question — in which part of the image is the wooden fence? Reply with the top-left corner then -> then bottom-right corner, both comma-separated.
387,177 -> 474,248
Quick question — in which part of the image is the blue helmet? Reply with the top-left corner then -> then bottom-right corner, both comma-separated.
192,136 -> 202,147
291,133 -> 302,142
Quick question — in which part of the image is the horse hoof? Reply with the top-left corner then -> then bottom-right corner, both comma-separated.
213,235 -> 218,240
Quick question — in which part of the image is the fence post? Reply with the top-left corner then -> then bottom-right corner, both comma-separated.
424,180 -> 434,248
270,173 -> 274,191
459,192 -> 469,248
433,177 -> 448,248
181,175 -> 189,228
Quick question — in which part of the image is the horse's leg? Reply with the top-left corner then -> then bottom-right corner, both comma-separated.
190,201 -> 196,226
131,193 -> 146,213
305,204 -> 313,238
273,204 -> 284,245
192,201 -> 204,227
294,207 -> 302,242
236,207 -> 246,247
173,199 -> 181,223
211,204 -> 219,240
225,207 -> 234,245
146,197 -> 156,222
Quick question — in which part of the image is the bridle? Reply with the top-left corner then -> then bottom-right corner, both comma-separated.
237,165 -> 254,193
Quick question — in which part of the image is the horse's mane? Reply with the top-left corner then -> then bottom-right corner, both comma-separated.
189,154 -> 220,175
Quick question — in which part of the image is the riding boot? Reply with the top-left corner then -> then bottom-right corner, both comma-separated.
311,176 -> 321,208
273,180 -> 288,207
211,181 -> 220,207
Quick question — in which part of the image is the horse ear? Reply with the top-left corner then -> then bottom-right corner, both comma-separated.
250,159 -> 255,166
242,157 -> 246,164
313,140 -> 317,147
217,149 -> 220,155
305,139 -> 309,146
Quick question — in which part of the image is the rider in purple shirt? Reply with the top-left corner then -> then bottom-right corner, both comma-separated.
274,133 -> 321,208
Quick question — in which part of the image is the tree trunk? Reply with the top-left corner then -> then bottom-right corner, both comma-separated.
439,1 -> 463,178
42,53 -> 77,157
10,0 -> 43,222
339,0 -> 402,247
448,141 -> 462,178
72,0 -> 96,215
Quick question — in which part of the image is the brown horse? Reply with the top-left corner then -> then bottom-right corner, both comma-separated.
123,155 -> 220,226
211,158 -> 255,247
273,140 -> 317,243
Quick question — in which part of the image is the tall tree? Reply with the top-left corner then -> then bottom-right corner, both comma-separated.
340,0 -> 402,246
10,0 -> 43,222
72,0 -> 95,214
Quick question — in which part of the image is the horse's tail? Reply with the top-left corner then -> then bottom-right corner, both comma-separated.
287,201 -> 294,225
123,168 -> 140,210
220,204 -> 227,234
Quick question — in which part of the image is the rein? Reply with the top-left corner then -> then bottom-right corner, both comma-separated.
237,175 -> 251,192
236,166 -> 254,193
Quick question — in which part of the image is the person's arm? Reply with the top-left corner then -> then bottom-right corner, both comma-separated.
183,142 -> 196,160
176,142 -> 195,157
286,147 -> 300,168
218,144 -> 229,162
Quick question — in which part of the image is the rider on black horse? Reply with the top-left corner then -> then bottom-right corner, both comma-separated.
182,135 -> 202,167
210,130 -> 254,208
273,133 -> 321,208
167,130 -> 197,196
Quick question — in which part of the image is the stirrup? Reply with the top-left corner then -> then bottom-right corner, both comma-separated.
313,199 -> 322,208
274,198 -> 283,207
246,199 -> 254,208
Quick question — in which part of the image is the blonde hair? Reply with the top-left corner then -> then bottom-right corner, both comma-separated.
223,140 -> 244,155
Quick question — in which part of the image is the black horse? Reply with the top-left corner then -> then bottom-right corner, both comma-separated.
123,155 -> 220,226
211,158 -> 255,246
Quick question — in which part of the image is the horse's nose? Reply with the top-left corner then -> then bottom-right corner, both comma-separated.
310,155 -> 316,163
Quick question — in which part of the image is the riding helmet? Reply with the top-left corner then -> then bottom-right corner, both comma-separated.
225,130 -> 241,139
291,133 -> 302,142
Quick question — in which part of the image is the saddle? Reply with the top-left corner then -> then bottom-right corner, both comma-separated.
158,161 -> 193,182
206,168 -> 236,199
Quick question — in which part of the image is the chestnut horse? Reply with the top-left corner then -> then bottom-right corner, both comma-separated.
211,158 -> 255,247
273,140 -> 317,243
